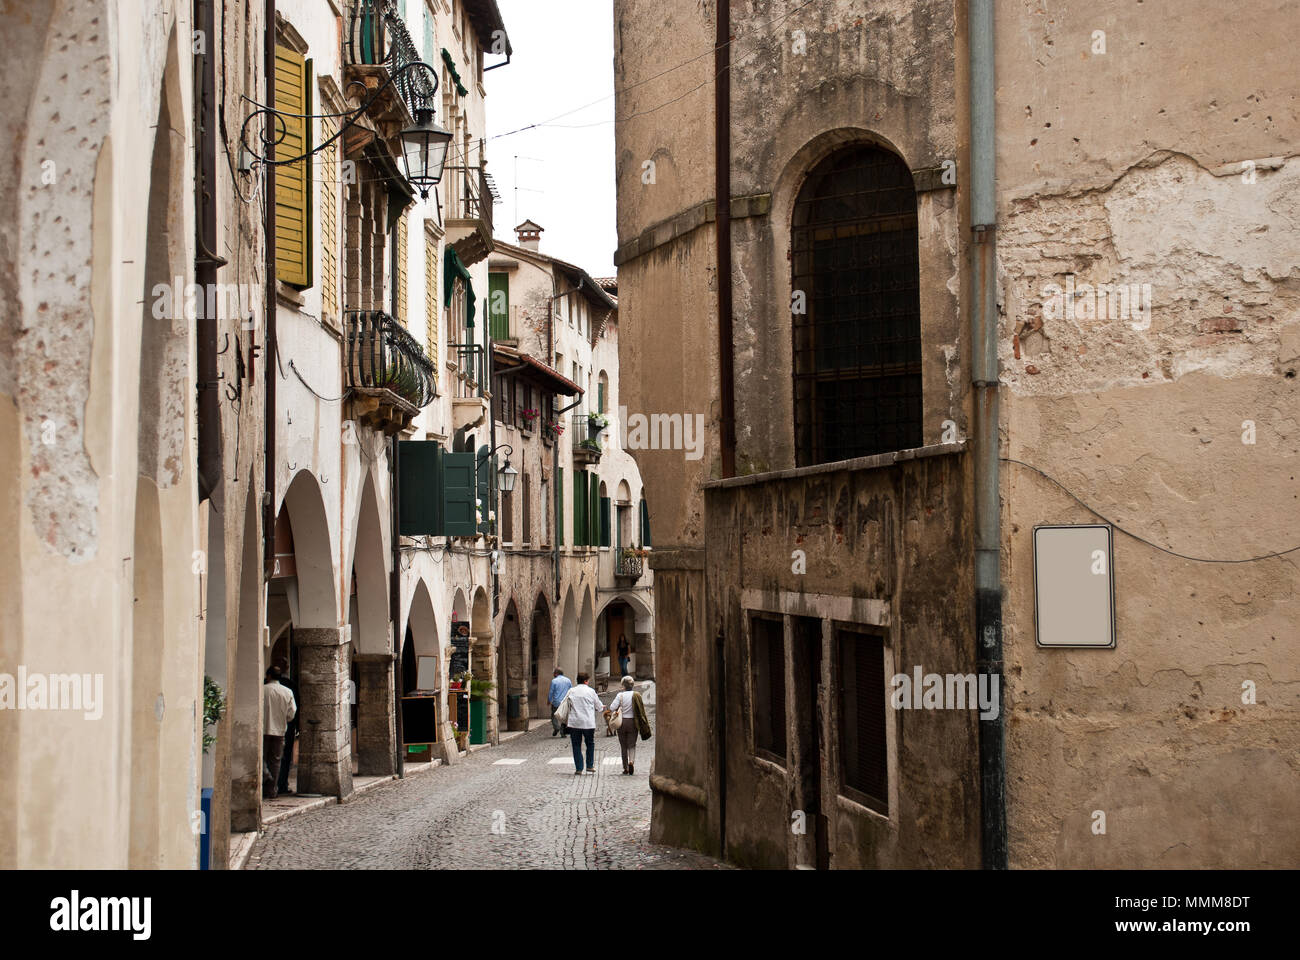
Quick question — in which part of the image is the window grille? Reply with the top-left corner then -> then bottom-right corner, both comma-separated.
792,145 -> 922,465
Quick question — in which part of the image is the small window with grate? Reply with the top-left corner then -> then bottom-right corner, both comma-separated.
836,627 -> 888,814
751,614 -> 787,763
791,144 -> 923,465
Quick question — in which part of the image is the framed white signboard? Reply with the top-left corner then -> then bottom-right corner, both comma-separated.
1033,524 -> 1116,648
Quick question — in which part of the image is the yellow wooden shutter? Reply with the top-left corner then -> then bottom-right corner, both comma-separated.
425,232 -> 439,382
274,47 -> 313,287
319,114 -> 339,324
396,213 -> 408,325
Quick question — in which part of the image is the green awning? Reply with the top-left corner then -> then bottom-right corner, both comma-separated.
443,246 -> 476,328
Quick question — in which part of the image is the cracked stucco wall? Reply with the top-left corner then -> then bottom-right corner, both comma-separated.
996,0 -> 1300,867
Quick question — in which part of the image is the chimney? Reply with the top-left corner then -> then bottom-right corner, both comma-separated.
514,220 -> 543,251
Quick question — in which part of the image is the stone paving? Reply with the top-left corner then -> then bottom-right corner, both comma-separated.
247,692 -> 728,870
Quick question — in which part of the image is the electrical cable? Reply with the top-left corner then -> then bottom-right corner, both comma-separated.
1002,457 -> 1300,564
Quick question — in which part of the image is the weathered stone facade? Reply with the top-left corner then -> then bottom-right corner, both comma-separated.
616,0 -> 1300,868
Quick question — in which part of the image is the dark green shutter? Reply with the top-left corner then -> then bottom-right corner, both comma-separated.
557,467 -> 564,546
399,441 -> 444,536
488,273 -> 510,341
598,380 -> 606,415
589,481 -> 600,547
640,498 -> 651,547
573,471 -> 587,546
442,453 -> 477,536
477,445 -> 493,534
600,496 -> 611,547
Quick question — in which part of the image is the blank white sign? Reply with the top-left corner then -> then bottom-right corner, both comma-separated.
1033,525 -> 1116,648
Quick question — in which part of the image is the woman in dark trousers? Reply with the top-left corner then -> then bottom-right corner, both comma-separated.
608,676 -> 639,774
616,634 -> 631,677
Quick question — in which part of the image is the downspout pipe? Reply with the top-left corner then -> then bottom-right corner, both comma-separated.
715,0 -> 735,479
970,0 -> 1007,870
263,0 -> 277,580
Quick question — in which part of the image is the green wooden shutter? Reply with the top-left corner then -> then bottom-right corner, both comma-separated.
488,273 -> 510,341
598,380 -> 606,415
557,467 -> 564,546
442,453 -> 478,536
274,47 -> 312,287
573,471 -> 587,546
589,481 -> 600,548
640,498 -> 651,547
600,496 -> 611,547
399,441 -> 444,536
477,445 -> 493,534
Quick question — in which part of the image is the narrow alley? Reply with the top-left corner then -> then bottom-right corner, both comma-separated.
246,693 -> 726,870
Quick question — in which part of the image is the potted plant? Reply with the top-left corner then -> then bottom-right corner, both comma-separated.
587,412 -> 609,438
519,407 -> 539,432
543,418 -> 564,443
202,676 -> 226,755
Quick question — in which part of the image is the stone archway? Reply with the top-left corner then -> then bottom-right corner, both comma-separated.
597,592 -> 656,681
271,471 -> 348,798
498,599 -> 526,731
231,490 -> 265,832
558,586 -> 578,679
579,589 -> 596,679
529,593 -> 554,715
351,474 -> 393,775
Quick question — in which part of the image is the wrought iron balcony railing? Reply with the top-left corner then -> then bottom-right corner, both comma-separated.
345,310 -> 436,408
615,552 -> 644,580
347,0 -> 437,119
444,163 -> 494,238
454,342 -> 487,398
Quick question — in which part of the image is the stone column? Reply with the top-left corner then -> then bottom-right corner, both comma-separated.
634,630 -> 655,679
294,627 -> 353,798
355,652 -> 396,776
472,636 -> 497,745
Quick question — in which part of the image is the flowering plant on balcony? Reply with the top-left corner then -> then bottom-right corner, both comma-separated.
620,546 -> 649,559
587,412 -> 609,428
520,408 -> 539,428
577,438 -> 602,454
544,419 -> 564,439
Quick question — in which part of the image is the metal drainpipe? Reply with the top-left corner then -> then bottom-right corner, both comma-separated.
970,0 -> 1007,870
715,0 -> 736,479
263,0 -> 277,579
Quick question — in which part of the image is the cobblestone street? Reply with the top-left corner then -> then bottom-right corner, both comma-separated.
247,693 -> 728,870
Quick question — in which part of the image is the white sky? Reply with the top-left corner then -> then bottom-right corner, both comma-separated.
485,0 -> 618,277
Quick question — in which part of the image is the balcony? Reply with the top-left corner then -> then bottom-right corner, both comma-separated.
572,437 -> 602,466
615,549 -> 645,581
575,412 -> 608,440
344,310 -> 436,433
451,342 -> 489,432
444,161 -> 495,266
345,1 -> 435,141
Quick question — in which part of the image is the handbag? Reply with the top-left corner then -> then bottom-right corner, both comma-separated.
632,691 -> 652,741
554,691 -> 572,726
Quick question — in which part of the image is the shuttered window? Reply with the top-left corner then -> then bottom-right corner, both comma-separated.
588,479 -> 600,548
274,46 -> 313,287
599,496 -> 611,547
521,473 -> 531,544
442,452 -> 477,537
751,615 -> 786,762
573,470 -> 587,546
837,628 -> 888,814
501,488 -> 513,543
320,114 -> 340,324
424,230 -> 439,383
639,497 -> 651,547
557,467 -> 564,547
477,445 -> 493,535
396,212 -> 409,325
488,272 -> 510,340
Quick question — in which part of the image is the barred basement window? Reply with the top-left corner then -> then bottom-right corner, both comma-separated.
791,144 -> 922,465
836,627 -> 888,815
751,614 -> 786,763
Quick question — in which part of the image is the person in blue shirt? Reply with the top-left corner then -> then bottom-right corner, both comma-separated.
548,669 -> 573,737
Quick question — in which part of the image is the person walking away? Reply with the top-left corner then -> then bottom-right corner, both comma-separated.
608,676 -> 642,774
564,672 -> 608,775
548,668 -> 573,737
263,666 -> 297,799
616,634 -> 631,678
274,657 -> 298,796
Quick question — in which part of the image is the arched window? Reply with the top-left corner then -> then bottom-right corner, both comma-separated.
791,144 -> 922,465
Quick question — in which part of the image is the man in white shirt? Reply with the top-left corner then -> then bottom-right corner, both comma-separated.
562,672 -> 609,775
263,666 -> 297,799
